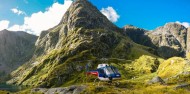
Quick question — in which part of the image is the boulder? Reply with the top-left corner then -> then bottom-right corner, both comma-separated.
148,76 -> 165,84
174,83 -> 190,90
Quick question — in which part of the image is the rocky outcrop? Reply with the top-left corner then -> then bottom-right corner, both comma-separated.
31,85 -> 86,94
0,30 -> 37,76
186,27 -> 190,58
147,23 -> 187,58
123,25 -> 156,48
124,23 -> 188,58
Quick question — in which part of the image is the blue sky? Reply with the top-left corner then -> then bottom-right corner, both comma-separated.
0,0 -> 190,35
90,0 -> 190,29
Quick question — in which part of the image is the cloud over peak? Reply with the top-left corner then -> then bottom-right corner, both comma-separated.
0,20 -> 9,31
176,21 -> 190,28
8,0 -> 73,35
101,6 -> 120,23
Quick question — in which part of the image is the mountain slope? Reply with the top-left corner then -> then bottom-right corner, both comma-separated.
8,0 -> 157,87
0,30 -> 37,80
123,25 -> 156,48
124,23 -> 188,58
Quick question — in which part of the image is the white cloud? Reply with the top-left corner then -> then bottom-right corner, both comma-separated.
0,20 -> 10,31
176,21 -> 190,28
8,0 -> 73,35
8,25 -> 25,31
100,6 -> 120,23
11,8 -> 26,15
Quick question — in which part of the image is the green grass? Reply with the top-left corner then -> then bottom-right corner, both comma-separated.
157,57 -> 186,78
132,55 -> 163,74
81,77 -> 190,94
9,57 -> 190,94
0,91 -> 10,94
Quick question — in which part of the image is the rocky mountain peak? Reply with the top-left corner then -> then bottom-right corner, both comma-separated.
124,22 -> 188,58
59,0 -> 117,31
165,22 -> 186,29
146,22 -> 187,58
124,25 -> 138,29
35,0 -> 120,56
123,25 -> 147,33
153,23 -> 186,34
0,29 -> 8,32
0,29 -> 13,35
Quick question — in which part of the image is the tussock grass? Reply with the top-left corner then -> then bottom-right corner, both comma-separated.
158,57 -> 186,78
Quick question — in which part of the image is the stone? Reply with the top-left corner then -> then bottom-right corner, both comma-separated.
31,85 -> 86,94
148,76 -> 165,84
31,88 -> 48,93
174,83 -> 190,90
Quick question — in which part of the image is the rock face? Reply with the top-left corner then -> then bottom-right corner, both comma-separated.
0,30 -> 37,76
124,23 -> 188,58
147,23 -> 187,58
186,28 -> 190,58
123,25 -> 156,48
8,0 -> 156,87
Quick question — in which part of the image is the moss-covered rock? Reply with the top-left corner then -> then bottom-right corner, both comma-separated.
132,55 -> 163,74
157,57 -> 190,84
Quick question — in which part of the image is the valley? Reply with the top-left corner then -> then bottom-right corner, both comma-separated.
0,0 -> 190,94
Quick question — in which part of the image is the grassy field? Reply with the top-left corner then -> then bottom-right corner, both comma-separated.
4,73 -> 190,94
4,56 -> 190,94
82,73 -> 190,94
